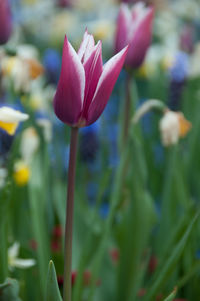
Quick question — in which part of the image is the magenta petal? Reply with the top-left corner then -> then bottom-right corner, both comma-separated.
0,0 -> 12,45
115,4 -> 130,53
126,7 -> 154,68
86,46 -> 128,126
78,30 -> 95,63
82,41 -> 103,117
53,36 -> 85,125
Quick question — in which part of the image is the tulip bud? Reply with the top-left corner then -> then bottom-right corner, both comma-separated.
115,2 -> 154,69
57,0 -> 72,7
0,0 -> 12,45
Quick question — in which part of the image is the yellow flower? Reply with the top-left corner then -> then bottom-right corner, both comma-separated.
137,63 -> 155,78
0,107 -> 29,135
13,161 -> 30,186
0,121 -> 18,135
160,54 -> 174,71
29,93 -> 43,110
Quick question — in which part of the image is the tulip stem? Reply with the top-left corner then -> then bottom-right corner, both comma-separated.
123,72 -> 131,143
63,126 -> 79,301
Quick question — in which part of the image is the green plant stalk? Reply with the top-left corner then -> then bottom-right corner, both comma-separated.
123,71 -> 132,143
63,127 -> 79,301
0,220 -> 8,282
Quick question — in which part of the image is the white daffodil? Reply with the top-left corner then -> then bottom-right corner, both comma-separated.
8,242 -> 36,270
0,107 -> 29,135
1,49 -> 44,93
16,44 -> 39,60
159,110 -> 191,147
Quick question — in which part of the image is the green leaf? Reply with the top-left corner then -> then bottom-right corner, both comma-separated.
45,261 -> 62,301
28,153 -> 50,295
177,260 -> 200,289
145,211 -> 199,300
163,287 -> 177,301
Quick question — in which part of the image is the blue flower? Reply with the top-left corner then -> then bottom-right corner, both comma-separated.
99,203 -> 109,219
43,49 -> 61,84
170,51 -> 189,82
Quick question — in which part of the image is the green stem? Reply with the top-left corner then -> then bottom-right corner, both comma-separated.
63,127 -> 79,301
0,220 -> 8,283
123,72 -> 131,143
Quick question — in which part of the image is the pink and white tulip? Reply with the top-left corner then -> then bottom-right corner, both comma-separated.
0,0 -> 12,45
57,0 -> 72,7
115,2 -> 154,68
53,31 -> 128,127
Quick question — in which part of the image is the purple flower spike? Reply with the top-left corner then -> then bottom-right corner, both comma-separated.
115,2 -> 154,69
53,30 -> 128,127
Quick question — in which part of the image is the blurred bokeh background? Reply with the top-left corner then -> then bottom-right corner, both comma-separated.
1,0 -> 200,300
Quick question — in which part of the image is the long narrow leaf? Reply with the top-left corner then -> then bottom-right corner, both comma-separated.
45,261 -> 62,301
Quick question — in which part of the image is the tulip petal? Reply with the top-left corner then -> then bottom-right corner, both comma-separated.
53,36 -> 85,125
0,0 -> 12,45
126,7 -> 154,68
115,4 -> 130,53
87,46 -> 128,125
131,2 -> 146,21
78,30 -> 95,63
82,41 -> 103,117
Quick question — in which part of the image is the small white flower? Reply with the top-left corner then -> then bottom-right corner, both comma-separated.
159,110 -> 191,147
12,58 -> 31,93
16,44 -> 39,60
1,50 -> 43,93
0,107 -> 29,123
8,242 -> 36,270
160,111 -> 180,146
